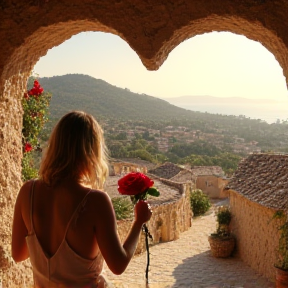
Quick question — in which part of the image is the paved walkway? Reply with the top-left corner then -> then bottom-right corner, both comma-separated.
103,206 -> 275,288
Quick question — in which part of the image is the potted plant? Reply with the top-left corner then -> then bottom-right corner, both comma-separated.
272,211 -> 288,288
208,205 -> 236,258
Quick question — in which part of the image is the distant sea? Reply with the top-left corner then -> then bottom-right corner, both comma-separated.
165,96 -> 288,124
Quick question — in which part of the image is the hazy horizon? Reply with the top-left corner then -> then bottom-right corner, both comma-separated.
164,94 -> 288,124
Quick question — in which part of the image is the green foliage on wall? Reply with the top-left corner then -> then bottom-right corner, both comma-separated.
112,197 -> 133,220
21,78 -> 52,182
190,189 -> 211,217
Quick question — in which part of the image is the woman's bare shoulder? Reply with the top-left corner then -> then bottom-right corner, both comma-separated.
89,189 -> 111,202
87,189 -> 114,215
17,179 -> 35,199
87,189 -> 117,228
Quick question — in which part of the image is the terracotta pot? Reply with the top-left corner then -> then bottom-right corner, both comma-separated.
276,267 -> 288,288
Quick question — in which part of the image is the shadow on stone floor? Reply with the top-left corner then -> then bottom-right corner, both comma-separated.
108,248 -> 274,288
171,251 -> 275,288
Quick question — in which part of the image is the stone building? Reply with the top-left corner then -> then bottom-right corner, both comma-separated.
190,166 -> 227,198
196,174 -> 229,199
226,153 -> 288,281
149,162 -> 227,198
1,1 -> 288,286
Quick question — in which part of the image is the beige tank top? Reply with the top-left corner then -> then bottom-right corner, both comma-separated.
26,181 -> 104,288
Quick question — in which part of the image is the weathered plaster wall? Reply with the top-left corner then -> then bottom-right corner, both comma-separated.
196,176 -> 229,199
229,190 -> 280,281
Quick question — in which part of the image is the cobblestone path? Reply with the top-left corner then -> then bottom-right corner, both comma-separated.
103,208 -> 275,288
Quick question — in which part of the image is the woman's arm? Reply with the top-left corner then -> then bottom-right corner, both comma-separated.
93,192 -> 151,275
11,183 -> 30,262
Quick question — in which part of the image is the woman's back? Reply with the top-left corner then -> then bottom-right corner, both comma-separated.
23,179 -> 105,287
12,111 -> 152,288
24,179 -> 99,259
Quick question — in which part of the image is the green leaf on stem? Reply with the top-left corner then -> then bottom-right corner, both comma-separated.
147,187 -> 160,197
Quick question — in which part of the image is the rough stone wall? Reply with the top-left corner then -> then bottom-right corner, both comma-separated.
0,73 -> 34,288
1,1 -> 288,78
229,190 -> 280,281
117,183 -> 192,255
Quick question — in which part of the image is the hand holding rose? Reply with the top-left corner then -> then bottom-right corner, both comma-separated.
118,173 -> 155,224
117,172 -> 160,284
134,200 -> 152,225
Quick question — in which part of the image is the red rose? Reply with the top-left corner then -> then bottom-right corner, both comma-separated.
118,172 -> 154,196
24,143 -> 32,152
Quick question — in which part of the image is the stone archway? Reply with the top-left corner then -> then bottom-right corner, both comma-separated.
1,1 -> 288,286
156,15 -> 288,87
0,21 -> 126,287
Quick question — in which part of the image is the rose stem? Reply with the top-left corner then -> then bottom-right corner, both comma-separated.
143,224 -> 150,284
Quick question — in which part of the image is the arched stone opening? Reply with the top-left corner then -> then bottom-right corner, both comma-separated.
154,15 -> 288,89
0,20 -> 128,287
1,1 -> 288,285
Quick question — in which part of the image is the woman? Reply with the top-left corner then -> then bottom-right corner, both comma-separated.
12,111 -> 152,288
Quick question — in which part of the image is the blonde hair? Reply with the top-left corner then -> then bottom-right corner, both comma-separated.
39,111 -> 109,189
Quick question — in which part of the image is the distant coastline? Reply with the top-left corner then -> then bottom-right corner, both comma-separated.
164,95 -> 288,124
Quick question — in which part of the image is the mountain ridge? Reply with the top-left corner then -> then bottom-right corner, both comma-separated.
38,74 -> 215,122
37,74 -> 283,126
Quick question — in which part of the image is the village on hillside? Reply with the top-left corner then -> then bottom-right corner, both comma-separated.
107,123 -> 263,155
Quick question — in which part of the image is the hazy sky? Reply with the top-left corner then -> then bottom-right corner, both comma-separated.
34,31 -> 288,102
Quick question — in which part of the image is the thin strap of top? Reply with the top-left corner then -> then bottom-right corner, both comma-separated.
63,189 -> 92,236
29,180 -> 36,235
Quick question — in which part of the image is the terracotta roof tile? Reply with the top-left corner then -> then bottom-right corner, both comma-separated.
149,162 -> 225,183
148,162 -> 182,179
112,158 -> 156,170
226,153 -> 288,210
190,166 -> 225,177
170,170 -> 193,183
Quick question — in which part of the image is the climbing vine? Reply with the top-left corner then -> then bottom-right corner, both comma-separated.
21,78 -> 52,181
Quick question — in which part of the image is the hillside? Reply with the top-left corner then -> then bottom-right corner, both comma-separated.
38,74 -> 288,150
39,74 -> 196,121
